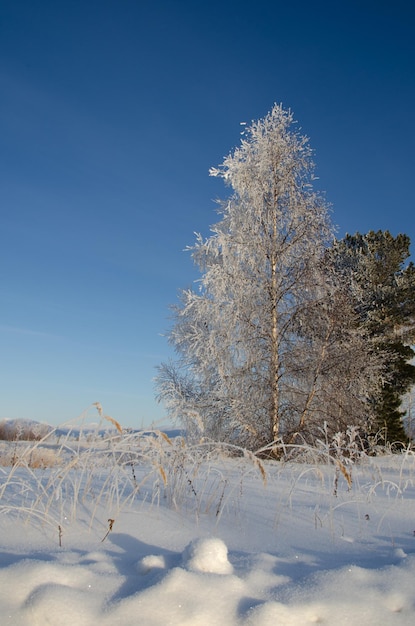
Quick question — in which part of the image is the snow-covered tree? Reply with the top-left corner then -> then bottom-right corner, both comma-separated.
156,105 -> 382,450
329,231 -> 415,444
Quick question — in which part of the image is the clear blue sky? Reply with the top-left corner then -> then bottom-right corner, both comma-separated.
1,0 -> 414,427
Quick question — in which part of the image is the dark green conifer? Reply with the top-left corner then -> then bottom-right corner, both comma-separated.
331,231 -> 415,445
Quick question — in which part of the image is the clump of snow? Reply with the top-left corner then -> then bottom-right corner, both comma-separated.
393,548 -> 407,559
182,537 -> 233,574
137,554 -> 167,574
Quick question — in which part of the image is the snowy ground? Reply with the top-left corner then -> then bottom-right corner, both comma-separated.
1,427 -> 415,625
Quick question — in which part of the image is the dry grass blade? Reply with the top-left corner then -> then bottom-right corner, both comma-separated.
244,450 -> 267,486
156,431 -> 173,445
92,402 -> 122,433
93,402 -> 104,417
158,465 -> 167,485
104,415 -> 123,435
336,459 -> 352,488
101,518 -> 115,542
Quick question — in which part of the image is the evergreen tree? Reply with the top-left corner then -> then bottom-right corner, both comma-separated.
157,106 -> 384,450
330,231 -> 415,444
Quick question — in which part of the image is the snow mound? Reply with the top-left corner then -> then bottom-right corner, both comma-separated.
182,537 -> 233,574
137,554 -> 167,574
24,583 -> 101,626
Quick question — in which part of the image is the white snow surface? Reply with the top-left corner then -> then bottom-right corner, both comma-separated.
1,445 -> 415,625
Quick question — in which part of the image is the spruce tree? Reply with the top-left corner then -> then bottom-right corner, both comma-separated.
330,231 -> 415,445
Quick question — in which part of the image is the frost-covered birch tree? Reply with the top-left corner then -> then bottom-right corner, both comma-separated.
156,105 -> 381,450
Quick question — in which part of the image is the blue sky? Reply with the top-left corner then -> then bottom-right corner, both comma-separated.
1,0 -> 414,427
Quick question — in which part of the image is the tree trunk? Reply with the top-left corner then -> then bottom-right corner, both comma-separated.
270,250 -> 280,442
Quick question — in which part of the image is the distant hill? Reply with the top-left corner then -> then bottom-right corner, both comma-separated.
0,418 -> 184,442
0,418 -> 52,441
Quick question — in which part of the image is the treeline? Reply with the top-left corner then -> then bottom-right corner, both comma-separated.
0,419 -> 51,441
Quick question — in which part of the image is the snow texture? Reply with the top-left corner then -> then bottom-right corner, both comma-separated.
1,453 -> 415,625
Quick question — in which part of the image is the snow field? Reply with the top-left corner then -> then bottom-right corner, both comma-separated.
1,421 -> 415,624
0,531 -> 414,625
